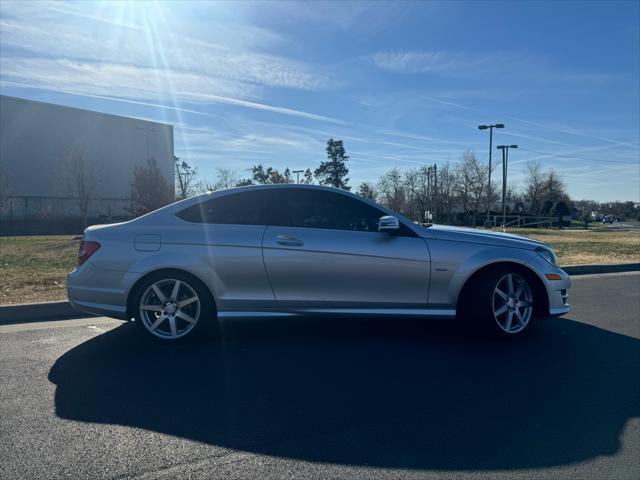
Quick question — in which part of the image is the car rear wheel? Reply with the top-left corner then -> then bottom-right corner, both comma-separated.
133,272 -> 215,342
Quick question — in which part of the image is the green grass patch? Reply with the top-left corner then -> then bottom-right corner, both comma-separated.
0,236 -> 79,304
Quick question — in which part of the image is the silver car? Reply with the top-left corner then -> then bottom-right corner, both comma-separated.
67,184 -> 570,341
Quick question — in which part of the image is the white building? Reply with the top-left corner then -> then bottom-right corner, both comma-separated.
0,95 -> 174,221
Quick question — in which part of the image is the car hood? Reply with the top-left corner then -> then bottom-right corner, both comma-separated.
420,224 -> 549,250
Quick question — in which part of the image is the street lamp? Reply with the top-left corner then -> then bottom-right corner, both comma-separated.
478,123 -> 504,227
497,144 -> 518,228
292,169 -> 304,184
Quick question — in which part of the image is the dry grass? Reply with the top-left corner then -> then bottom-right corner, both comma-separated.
501,228 -> 640,266
0,236 -> 79,304
0,230 -> 638,305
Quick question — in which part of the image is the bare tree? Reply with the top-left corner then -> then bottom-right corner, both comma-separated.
174,157 -> 199,199
202,168 -> 240,191
525,160 -> 545,214
217,168 -> 240,189
59,147 -> 100,228
404,166 -> 431,222
455,151 -> 487,223
541,169 -> 569,205
377,168 -> 406,214
437,163 -> 457,224
506,182 -> 525,213
129,158 -> 174,216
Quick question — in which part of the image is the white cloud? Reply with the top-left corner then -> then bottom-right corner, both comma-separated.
1,76 -> 344,127
0,2 -> 336,91
365,50 -> 615,86
0,57 -> 253,102
365,51 -> 525,76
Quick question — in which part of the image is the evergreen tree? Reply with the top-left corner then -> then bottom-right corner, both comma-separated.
358,182 -> 377,201
314,138 -> 350,190
301,168 -> 314,184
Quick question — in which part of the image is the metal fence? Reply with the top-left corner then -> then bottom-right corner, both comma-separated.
1,196 -> 133,235
475,214 -> 560,229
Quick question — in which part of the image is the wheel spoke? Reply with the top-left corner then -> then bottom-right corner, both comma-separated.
495,288 -> 508,300
152,284 -> 167,303
507,275 -> 514,295
149,315 -> 165,331
505,311 -> 514,331
520,300 -> 532,307
178,296 -> 198,308
494,305 -> 508,316
169,317 -> 177,337
176,310 -> 197,324
514,284 -> 525,298
515,309 -> 524,325
141,304 -> 162,312
170,280 -> 181,302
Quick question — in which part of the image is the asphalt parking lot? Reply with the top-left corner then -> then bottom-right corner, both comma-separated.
1,272 -> 639,480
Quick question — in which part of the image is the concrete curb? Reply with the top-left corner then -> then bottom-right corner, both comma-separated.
1,263 -> 638,325
0,301 -> 89,325
562,262 -> 640,276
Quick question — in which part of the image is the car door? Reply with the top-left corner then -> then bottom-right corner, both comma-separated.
262,188 -> 430,309
174,189 -> 276,310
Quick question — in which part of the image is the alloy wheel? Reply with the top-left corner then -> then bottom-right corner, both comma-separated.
139,279 -> 201,340
492,273 -> 533,334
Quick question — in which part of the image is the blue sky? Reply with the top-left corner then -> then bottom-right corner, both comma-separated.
1,0 -> 638,201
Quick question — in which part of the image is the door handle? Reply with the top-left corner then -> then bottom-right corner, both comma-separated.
276,234 -> 304,247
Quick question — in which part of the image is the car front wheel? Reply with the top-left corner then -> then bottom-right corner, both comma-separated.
462,267 -> 536,337
490,272 -> 534,335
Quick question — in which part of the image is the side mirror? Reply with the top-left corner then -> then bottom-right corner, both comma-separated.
378,215 -> 400,233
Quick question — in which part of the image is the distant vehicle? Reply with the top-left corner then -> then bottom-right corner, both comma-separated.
67,185 -> 571,342
602,215 -> 614,224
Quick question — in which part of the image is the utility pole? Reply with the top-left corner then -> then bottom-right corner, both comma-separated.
478,123 -> 505,227
427,166 -> 432,222
497,144 -> 518,228
433,163 -> 438,224
292,169 -> 304,184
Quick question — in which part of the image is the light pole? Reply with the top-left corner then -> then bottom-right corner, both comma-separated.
478,123 -> 504,227
497,144 -> 518,228
292,169 -> 304,184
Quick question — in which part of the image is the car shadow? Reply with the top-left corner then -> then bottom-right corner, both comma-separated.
48,316 -> 640,470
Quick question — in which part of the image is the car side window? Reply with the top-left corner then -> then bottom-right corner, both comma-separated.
267,189 -> 414,235
176,190 -> 267,225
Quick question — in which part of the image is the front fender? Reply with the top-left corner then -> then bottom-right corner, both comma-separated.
427,239 -> 540,307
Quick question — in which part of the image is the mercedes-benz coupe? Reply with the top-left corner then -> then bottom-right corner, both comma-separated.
67,184 -> 570,341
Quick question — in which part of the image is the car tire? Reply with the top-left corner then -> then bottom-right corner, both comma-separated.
132,271 -> 216,343
461,267 -> 536,338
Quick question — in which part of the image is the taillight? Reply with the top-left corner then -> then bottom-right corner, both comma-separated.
78,240 -> 100,266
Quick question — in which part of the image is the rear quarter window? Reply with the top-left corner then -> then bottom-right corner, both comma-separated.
176,190 -> 267,225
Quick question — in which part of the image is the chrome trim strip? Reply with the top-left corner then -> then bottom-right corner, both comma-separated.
217,308 -> 456,319
217,311 -> 296,318
304,308 -> 455,317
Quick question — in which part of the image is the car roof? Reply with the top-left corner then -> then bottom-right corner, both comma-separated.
140,184 -> 425,237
